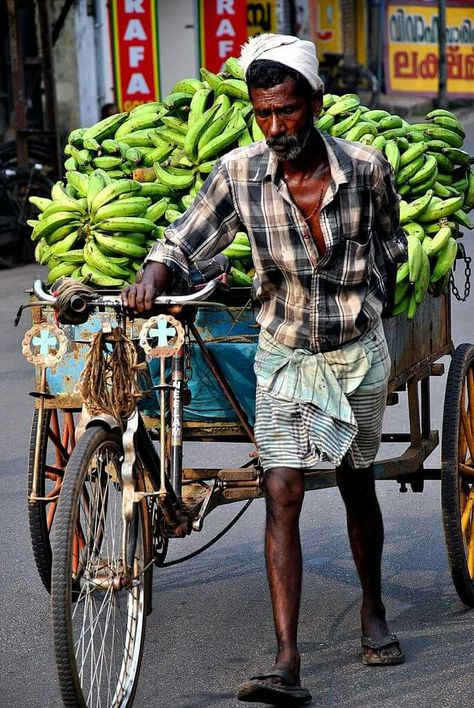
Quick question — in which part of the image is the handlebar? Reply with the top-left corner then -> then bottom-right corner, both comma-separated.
32,278 -> 222,311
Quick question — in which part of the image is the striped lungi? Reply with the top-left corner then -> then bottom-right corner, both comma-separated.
254,321 -> 391,472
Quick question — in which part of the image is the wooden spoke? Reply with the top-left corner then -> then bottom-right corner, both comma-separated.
461,491 -> 474,535
459,424 -> 467,463
460,405 -> 474,465
468,367 -> 474,433
459,462 -> 474,478
468,530 -> 474,578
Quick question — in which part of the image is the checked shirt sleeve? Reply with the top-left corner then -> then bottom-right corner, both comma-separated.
144,162 -> 242,285
373,162 -> 408,266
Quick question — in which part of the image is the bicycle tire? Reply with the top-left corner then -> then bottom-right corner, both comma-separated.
332,66 -> 379,108
441,343 -> 474,606
52,425 -> 150,707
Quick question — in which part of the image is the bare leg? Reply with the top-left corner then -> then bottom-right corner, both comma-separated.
263,466 -> 305,684
336,461 -> 403,663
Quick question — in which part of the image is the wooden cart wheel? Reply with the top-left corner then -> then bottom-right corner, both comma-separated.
27,408 -> 77,593
441,343 -> 474,606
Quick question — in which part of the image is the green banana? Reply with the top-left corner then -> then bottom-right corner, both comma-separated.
223,57 -> 245,80
84,240 -> 130,278
316,114 -> 335,132
197,120 -> 246,162
402,222 -> 425,241
163,92 -> 193,110
423,127 -> 463,148
171,78 -> 203,95
94,216 -> 157,233
378,115 -> 403,131
90,179 -> 141,214
48,229 -> 80,256
82,111 -> 128,142
424,225 -> 452,256
418,194 -> 465,222
138,182 -> 177,199
28,212 -> 80,242
188,88 -> 213,125
47,261 -> 77,284
407,290 -> 418,320
394,277 -> 410,306
399,189 -> 434,224
427,151 -> 454,173
363,109 -> 391,122
392,292 -> 411,316
93,197 -> 150,222
87,171 -> 107,212
68,127 -> 86,148
59,249 -> 86,264
115,112 -> 163,139
29,196 -> 52,212
93,232 -> 149,258
408,154 -> 438,185
145,197 -> 170,223
441,147 -> 470,166
66,171 -> 90,197
384,140 -> 400,173
81,262 -> 126,288
251,117 -> 265,141
216,78 -> 249,101
396,155 -> 426,186
399,142 -> 427,167
414,247 -> 430,304
372,135 -> 387,151
330,108 -> 362,138
184,102 -> 220,162
431,114 -> 465,138
396,261 -> 409,284
344,121 -> 378,141
430,237 -> 458,282
200,68 -> 223,91
407,234 -> 423,283
464,168 -> 474,209
154,162 -> 195,191
453,209 -> 473,230
326,94 -> 360,116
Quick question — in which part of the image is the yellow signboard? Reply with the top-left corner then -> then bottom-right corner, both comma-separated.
387,2 -> 474,96
315,0 -> 343,55
247,1 -> 277,37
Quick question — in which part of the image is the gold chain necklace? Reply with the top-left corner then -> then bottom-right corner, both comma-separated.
303,165 -> 329,222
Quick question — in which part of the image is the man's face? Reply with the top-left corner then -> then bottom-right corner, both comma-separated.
250,78 -> 321,161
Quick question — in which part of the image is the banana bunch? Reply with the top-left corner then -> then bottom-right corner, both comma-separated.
393,219 -> 458,318
28,55 -> 473,295
29,172 -> 159,286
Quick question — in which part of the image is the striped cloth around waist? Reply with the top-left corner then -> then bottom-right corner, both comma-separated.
254,321 -> 386,465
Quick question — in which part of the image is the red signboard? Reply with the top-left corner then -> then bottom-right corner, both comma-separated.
199,0 -> 248,73
108,0 -> 160,112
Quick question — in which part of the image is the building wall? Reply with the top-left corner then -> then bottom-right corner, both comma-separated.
50,0 -> 81,143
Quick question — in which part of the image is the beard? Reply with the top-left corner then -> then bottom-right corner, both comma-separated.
266,119 -> 313,161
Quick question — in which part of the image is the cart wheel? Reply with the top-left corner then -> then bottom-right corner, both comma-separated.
442,343 -> 474,606
27,408 -> 77,593
52,425 -> 151,707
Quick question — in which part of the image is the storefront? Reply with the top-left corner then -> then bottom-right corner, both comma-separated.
385,0 -> 474,97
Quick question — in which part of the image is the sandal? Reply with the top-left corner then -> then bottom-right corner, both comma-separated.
237,668 -> 312,705
361,633 -> 405,666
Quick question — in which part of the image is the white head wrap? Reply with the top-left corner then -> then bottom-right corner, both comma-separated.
239,33 -> 324,93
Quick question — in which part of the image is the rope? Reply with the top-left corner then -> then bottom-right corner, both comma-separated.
79,328 -> 141,422
53,277 -> 95,324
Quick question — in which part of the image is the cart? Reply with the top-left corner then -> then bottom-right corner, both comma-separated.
20,279 -> 474,707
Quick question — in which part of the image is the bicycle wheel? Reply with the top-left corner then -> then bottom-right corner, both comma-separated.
0,171 -> 52,265
442,343 -> 474,606
52,425 -> 150,707
334,66 -> 379,108
28,408 -> 76,592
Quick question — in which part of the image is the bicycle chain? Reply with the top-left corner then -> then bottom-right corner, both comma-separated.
450,241 -> 471,302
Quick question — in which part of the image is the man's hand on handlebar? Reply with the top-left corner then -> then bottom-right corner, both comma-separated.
121,261 -> 173,313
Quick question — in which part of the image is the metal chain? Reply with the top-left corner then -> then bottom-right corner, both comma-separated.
450,241 -> 471,302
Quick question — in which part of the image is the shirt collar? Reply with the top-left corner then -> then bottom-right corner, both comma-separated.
250,133 -> 353,186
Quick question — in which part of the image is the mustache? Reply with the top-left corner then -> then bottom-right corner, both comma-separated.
266,134 -> 300,149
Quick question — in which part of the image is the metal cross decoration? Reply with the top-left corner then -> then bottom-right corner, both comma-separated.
139,314 -> 185,358
22,323 -> 67,368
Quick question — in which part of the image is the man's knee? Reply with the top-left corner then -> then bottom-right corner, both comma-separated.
336,461 -> 377,509
264,466 -> 304,511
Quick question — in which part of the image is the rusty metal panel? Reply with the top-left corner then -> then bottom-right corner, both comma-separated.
384,292 -> 452,387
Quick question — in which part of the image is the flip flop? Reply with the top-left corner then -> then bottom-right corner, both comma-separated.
236,668 -> 312,706
361,633 -> 405,666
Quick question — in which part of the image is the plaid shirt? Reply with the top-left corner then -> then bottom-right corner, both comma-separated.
146,134 -> 407,352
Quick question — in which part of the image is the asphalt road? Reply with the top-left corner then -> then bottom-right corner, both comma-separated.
2,116 -> 474,708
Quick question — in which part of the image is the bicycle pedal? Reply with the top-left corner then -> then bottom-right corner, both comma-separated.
218,467 -> 259,482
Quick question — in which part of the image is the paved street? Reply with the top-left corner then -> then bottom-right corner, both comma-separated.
1,115 -> 474,707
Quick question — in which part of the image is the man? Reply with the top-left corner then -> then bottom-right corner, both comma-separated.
123,34 -> 407,707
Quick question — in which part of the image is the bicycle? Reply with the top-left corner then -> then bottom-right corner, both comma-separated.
318,52 -> 379,108
27,276 -> 261,707
0,145 -> 53,267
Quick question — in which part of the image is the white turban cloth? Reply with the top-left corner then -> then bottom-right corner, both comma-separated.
239,33 -> 324,93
